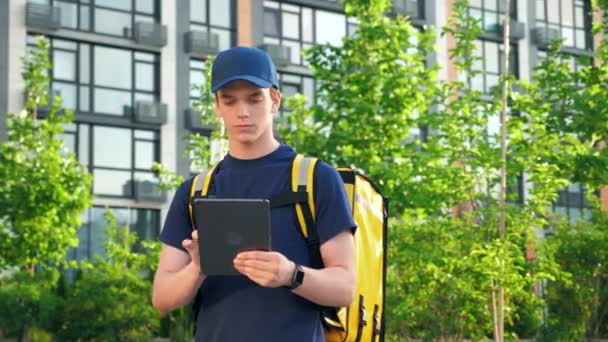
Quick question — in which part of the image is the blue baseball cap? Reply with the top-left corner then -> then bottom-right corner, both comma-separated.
211,46 -> 279,93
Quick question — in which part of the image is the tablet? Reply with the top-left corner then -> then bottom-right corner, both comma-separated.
191,197 -> 271,276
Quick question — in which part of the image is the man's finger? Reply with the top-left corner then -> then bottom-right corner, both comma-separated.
234,258 -> 272,271
236,251 -> 275,261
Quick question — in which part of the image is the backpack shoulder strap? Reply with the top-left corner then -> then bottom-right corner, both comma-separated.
188,162 -> 220,231
291,154 -> 318,237
292,154 -> 324,269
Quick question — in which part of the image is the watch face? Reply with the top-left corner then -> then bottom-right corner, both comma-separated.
294,265 -> 304,285
291,264 -> 304,289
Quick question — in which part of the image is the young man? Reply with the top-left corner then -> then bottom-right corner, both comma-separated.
152,46 -> 356,341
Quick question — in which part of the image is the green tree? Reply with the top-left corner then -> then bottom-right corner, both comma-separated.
515,2 -> 608,339
0,36 -> 92,272
0,36 -> 92,341
278,0 -> 569,340
542,205 -> 608,340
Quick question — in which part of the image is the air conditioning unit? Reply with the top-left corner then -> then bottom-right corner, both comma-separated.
133,22 -> 167,47
486,21 -> 526,40
185,108 -> 215,132
134,101 -> 167,125
532,27 -> 561,49
26,2 -> 61,30
510,21 -> 526,40
392,0 -> 419,19
259,44 -> 291,67
184,30 -> 220,56
122,27 -> 132,39
134,180 -> 166,203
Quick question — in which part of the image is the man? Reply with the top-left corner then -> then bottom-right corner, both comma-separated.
152,46 -> 356,341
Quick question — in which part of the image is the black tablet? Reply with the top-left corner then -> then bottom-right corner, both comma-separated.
191,197 -> 271,276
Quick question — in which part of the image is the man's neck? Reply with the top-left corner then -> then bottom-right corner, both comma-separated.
228,137 -> 280,160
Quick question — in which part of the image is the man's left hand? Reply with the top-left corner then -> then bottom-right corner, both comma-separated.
234,251 -> 295,288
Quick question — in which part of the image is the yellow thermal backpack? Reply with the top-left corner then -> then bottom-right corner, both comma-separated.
188,153 -> 388,342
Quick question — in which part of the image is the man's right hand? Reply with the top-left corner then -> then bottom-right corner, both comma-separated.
153,234 -> 206,313
181,229 -> 201,270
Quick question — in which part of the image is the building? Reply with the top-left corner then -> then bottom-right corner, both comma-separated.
0,0 -> 600,260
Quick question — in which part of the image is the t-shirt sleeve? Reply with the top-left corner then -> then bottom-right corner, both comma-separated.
159,177 -> 195,252
313,161 -> 357,244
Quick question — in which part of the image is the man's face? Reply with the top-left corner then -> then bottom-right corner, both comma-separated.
215,80 -> 281,146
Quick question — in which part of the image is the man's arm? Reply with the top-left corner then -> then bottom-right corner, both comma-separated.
234,229 -> 356,307
152,230 -> 206,313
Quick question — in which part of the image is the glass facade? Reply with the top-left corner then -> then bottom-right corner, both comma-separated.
27,35 -> 160,117
190,0 -> 236,52
31,0 -> 160,37
469,40 -> 518,94
61,123 -> 160,198
67,206 -> 160,261
263,1 -> 354,65
535,0 -> 592,50
189,59 -> 207,107
469,0 -> 517,30
552,183 -> 592,224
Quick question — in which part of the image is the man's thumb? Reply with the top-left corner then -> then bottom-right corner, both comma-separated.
182,239 -> 195,254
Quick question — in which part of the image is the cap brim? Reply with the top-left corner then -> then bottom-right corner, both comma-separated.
211,75 -> 274,93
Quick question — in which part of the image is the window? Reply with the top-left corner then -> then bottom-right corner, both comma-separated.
28,35 -> 160,117
37,0 -> 159,37
190,0 -> 236,52
277,72 -> 315,116
61,123 -> 160,198
535,0 -> 591,50
465,40 -> 518,94
189,59 -> 207,107
537,50 -> 588,72
469,0 -> 517,30
67,206 -> 160,261
263,1 -> 351,65
551,183 -> 591,224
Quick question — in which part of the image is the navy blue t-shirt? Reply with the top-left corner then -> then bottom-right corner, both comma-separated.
160,145 -> 356,342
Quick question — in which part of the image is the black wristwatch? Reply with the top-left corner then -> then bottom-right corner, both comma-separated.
287,264 -> 305,290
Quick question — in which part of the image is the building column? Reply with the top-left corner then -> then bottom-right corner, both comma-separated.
0,0 -> 9,141
238,0 -> 253,46
6,1 -> 28,136
444,0 -> 458,83
160,0 -> 179,226
173,0 -> 192,183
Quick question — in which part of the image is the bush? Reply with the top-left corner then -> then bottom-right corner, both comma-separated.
53,209 -> 161,341
0,271 -> 62,339
55,265 -> 159,341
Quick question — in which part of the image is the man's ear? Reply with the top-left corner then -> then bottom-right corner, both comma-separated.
270,88 -> 281,113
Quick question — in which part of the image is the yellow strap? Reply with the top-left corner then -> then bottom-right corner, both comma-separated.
188,163 -> 220,231
306,158 -> 318,220
201,163 -> 218,196
188,174 -> 201,229
291,154 -> 304,192
291,154 -> 318,238
292,154 -> 308,237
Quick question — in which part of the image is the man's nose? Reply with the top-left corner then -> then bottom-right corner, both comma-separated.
236,103 -> 250,119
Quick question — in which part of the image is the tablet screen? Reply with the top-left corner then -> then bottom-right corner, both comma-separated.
192,198 -> 271,276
